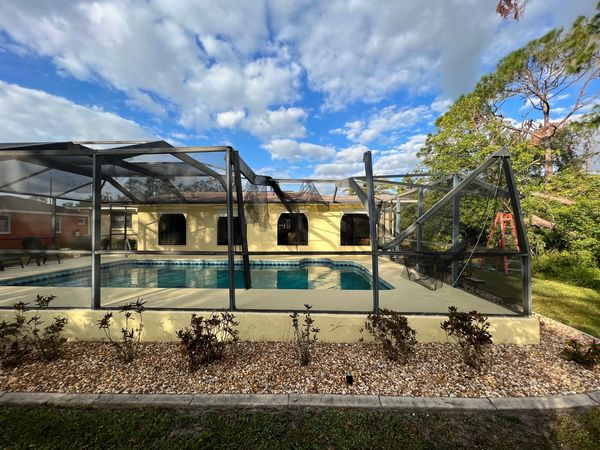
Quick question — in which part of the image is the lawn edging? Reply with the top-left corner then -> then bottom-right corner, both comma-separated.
1,391 -> 598,411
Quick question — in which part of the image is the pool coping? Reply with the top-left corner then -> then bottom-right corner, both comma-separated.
0,390 -> 598,411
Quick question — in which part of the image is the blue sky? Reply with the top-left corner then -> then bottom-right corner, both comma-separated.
0,0 -> 596,179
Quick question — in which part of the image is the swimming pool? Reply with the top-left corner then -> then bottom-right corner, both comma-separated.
1,260 -> 393,290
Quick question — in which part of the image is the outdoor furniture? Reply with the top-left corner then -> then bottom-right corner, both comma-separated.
21,237 -> 61,266
0,254 -> 25,271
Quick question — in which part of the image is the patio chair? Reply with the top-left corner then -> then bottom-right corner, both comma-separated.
21,237 -> 61,266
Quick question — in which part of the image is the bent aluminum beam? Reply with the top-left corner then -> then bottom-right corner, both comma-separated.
380,150 -> 507,251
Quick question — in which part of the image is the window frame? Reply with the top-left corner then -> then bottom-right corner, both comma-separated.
110,212 -> 132,229
158,212 -> 187,246
0,214 -> 10,234
78,216 -> 86,225
277,213 -> 308,246
216,216 -> 243,246
340,213 -> 370,246
54,216 -> 62,234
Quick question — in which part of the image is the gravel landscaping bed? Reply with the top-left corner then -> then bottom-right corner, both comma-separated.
1,318 -> 598,398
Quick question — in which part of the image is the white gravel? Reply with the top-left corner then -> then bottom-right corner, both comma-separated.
1,318 -> 598,398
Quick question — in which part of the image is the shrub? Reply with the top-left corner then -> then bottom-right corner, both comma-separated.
441,306 -> 493,369
0,295 -> 68,366
97,298 -> 145,363
290,304 -> 319,366
533,251 -> 600,290
177,312 -> 239,371
561,338 -> 600,369
364,309 -> 417,363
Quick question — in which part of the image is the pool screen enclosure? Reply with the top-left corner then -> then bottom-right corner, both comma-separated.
0,141 -> 531,315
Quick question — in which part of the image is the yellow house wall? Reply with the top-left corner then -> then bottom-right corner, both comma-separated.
137,203 -> 371,252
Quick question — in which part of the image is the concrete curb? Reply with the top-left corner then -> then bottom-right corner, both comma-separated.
0,390 -> 598,411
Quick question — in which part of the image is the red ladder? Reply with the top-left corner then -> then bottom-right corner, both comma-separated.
486,212 -> 520,275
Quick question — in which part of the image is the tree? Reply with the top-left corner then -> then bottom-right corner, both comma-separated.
496,0 -> 528,21
478,9 -> 599,177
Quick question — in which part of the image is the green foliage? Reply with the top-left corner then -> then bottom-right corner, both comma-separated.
0,295 -> 68,367
533,251 -> 600,290
441,307 -> 493,369
177,312 -> 239,371
290,304 -> 319,366
97,298 -> 145,363
561,338 -> 600,369
364,309 -> 417,363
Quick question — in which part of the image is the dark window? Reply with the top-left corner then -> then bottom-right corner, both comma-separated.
217,217 -> 243,245
277,213 -> 308,246
158,213 -> 186,245
340,214 -> 370,246
111,212 -> 132,229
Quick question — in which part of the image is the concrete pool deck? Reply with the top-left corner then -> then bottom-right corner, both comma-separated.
0,255 -> 539,344
0,254 -> 518,315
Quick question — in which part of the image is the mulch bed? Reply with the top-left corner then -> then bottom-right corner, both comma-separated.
1,318 -> 598,398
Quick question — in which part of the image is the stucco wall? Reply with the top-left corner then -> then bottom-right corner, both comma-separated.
137,203 -> 371,252
0,309 -> 540,344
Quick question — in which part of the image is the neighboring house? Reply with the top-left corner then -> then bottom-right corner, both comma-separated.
135,192 -> 371,252
0,195 -> 89,249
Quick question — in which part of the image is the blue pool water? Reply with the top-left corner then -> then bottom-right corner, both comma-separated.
2,260 -> 392,290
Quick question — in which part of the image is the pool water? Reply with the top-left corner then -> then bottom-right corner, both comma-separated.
3,260 -> 392,290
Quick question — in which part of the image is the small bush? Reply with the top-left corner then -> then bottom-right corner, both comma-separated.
364,309 -> 416,363
97,298 -> 145,363
290,304 -> 319,366
177,312 -> 239,371
0,295 -> 68,366
561,339 -> 600,369
441,306 -> 493,369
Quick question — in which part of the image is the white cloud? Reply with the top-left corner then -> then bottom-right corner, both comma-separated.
334,105 -> 430,144
0,81 -> 152,141
0,0 -> 301,132
373,134 -> 427,174
216,110 -> 246,128
431,97 -> 452,114
311,144 -> 372,178
263,139 -> 335,162
242,107 -> 307,139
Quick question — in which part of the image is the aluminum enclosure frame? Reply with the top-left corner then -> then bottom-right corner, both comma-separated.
0,142 -> 532,316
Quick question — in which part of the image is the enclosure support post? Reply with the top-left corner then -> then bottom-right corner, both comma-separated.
395,199 -> 400,236
417,188 -> 423,271
124,205 -> 128,251
363,151 -> 379,313
452,175 -> 460,284
225,148 -> 236,310
502,156 -> 532,315
108,204 -> 113,250
233,150 -> 251,290
91,154 -> 102,309
51,196 -> 57,247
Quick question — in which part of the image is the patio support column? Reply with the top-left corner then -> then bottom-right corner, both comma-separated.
502,156 -> 532,316
91,154 -> 102,309
416,188 -> 423,271
225,148 -> 236,310
363,151 -> 379,313
233,150 -> 251,289
123,206 -> 128,250
108,204 -> 113,250
452,174 -> 460,284
395,198 -> 401,236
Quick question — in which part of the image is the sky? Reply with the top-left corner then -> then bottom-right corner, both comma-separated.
0,0 -> 597,179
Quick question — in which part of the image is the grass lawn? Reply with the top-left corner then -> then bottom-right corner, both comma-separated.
533,277 -> 600,338
1,405 -> 599,449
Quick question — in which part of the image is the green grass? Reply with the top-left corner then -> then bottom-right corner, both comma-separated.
533,277 -> 600,338
0,405 -> 599,449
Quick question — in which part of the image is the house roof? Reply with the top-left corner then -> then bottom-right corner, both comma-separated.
0,195 -> 83,214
